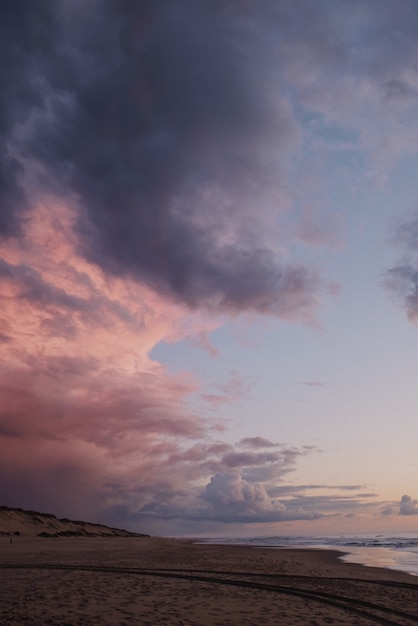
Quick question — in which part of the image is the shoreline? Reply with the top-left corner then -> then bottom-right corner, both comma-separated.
195,536 -> 418,578
1,537 -> 417,624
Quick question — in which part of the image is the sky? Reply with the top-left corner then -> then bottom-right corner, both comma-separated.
1,0 -> 418,538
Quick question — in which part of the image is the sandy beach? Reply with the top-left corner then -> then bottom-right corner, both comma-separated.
1,536 -> 417,625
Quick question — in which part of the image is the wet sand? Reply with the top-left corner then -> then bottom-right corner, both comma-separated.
1,536 -> 418,625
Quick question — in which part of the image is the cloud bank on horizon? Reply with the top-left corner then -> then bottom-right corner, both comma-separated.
1,0 -> 418,534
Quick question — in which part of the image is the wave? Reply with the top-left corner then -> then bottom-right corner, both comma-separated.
198,533 -> 418,575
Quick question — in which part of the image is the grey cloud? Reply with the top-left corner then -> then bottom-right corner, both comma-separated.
0,158 -> 27,236
201,471 -> 289,522
103,437 -> 312,526
270,484 -> 368,496
392,214 -> 418,251
385,214 -> 418,321
235,448 -> 303,483
382,79 -> 417,102
1,0 -> 333,317
222,451 -> 285,468
196,471 -> 361,524
0,1 -> 57,235
273,493 -> 378,518
385,265 -> 418,320
239,436 -> 278,449
164,440 -> 303,484
399,494 -> 418,515
266,484 -> 380,519
381,506 -> 395,516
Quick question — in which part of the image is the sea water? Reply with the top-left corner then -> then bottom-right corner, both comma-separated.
200,533 -> 418,576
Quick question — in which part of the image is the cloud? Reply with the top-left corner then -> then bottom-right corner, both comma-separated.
202,472 -> 288,522
399,494 -> 418,515
0,201 -> 207,519
0,0 -> 57,235
0,195 -> 383,532
0,199 -> 326,530
0,180 -> 334,536
3,0 -> 418,534
7,0 -> 418,319
282,0 -> 418,191
385,264 -> 418,321
271,484 -> 368,495
199,473 -> 380,525
381,506 -> 395,516
382,78 -> 417,102
239,437 -> 278,449
385,214 -> 418,321
1,0 -> 340,320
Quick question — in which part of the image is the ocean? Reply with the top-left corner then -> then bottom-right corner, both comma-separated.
200,533 -> 418,576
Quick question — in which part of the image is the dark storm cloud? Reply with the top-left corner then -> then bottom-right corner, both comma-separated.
0,0 -> 57,234
382,79 -> 417,102
1,0 -> 331,316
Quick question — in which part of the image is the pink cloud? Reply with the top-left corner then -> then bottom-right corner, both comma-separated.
0,202 -> 216,515
0,202 -> 321,530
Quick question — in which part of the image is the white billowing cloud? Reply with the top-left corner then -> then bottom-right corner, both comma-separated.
203,471 -> 286,519
399,494 -> 418,515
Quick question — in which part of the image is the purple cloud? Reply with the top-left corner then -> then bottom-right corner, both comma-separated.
0,0 -> 339,319
2,0 -> 418,536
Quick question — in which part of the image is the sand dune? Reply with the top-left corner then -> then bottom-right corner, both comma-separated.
0,505 -> 148,538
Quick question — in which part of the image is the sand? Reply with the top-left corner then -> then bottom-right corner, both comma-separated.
1,536 -> 418,625
0,506 -> 146,538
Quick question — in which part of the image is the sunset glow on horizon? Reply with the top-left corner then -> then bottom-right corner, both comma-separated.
1,0 -> 418,537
